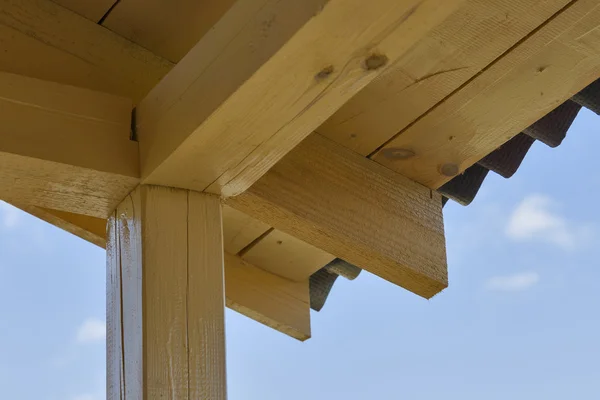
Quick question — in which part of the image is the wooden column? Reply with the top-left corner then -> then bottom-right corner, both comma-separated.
107,185 -> 227,399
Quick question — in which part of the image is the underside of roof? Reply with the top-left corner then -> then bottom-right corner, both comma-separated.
311,78 -> 600,311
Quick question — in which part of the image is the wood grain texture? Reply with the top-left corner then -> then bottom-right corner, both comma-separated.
241,230 -> 335,282
225,253 -> 311,341
50,0 -> 116,21
372,0 -> 600,188
102,0 -> 237,62
136,0 -> 463,197
0,0 -> 338,286
108,186 -> 227,399
222,206 -> 271,255
228,134 -> 447,298
0,0 -> 172,103
0,71 -> 138,217
106,213 -> 124,400
187,191 -> 227,399
317,0 -> 571,155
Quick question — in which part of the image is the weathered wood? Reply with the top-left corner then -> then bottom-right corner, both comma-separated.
136,0 -> 463,197
317,0 -> 572,155
108,186 -> 227,399
0,71 -> 138,217
0,0 -> 172,103
12,201 -> 311,340
372,0 -> 600,188
228,134 -> 447,298
102,0 -> 237,62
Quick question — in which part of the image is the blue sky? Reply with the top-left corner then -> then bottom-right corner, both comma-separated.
1,109 -> 599,400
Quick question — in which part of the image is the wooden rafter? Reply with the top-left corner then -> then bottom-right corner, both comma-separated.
229,134 -> 447,298
136,0 -> 464,197
0,2 -> 447,296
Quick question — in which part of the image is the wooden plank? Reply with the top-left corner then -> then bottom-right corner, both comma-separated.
136,0 -> 464,197
317,0 -> 572,155
108,186 -> 227,399
187,190 -> 227,399
51,0 -> 116,22
228,134 -> 447,299
372,0 -> 600,188
102,0 -> 237,62
241,230 -> 335,282
225,253 -> 310,341
0,0 -> 172,103
0,72 -> 138,217
15,201 -> 311,340
106,213 -> 124,400
222,206 -> 271,255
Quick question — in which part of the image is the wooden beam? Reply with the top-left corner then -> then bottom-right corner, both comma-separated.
224,253 -> 310,341
13,202 -> 311,340
371,0 -> 600,188
107,186 -> 227,398
317,0 -> 572,156
228,134 -> 447,299
0,71 -> 138,217
241,230 -> 335,282
101,0 -> 237,63
136,0 -> 464,197
221,206 -> 270,255
0,0 -> 172,103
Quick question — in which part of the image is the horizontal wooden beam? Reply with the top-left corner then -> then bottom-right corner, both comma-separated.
136,0 -> 463,197
228,134 -> 447,298
0,71 -> 138,217
13,203 -> 311,340
224,253 -> 310,341
372,0 -> 600,188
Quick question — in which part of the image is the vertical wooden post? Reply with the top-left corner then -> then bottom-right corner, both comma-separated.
107,185 -> 227,399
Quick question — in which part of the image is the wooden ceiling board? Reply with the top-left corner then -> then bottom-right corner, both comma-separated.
317,0 -> 572,156
51,0 -> 116,22
102,0 -> 237,62
372,0 -> 600,189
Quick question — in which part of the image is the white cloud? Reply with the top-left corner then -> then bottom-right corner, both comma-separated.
0,201 -> 20,229
76,318 -> 106,344
486,272 -> 539,291
505,194 -> 588,250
